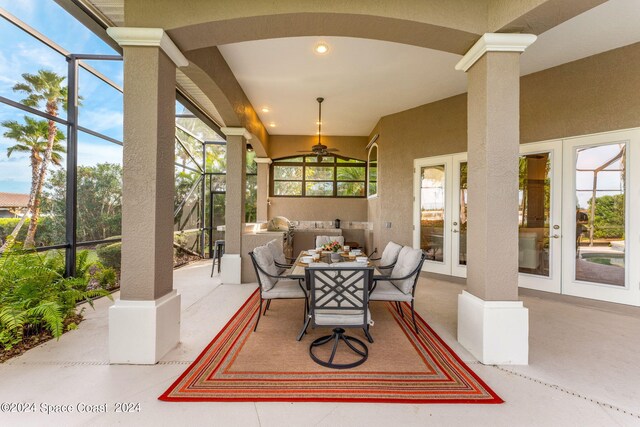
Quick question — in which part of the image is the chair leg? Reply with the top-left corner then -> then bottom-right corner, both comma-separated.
297,316 -> 310,341
397,301 -> 404,318
263,299 -> 271,315
254,297 -> 263,332
363,326 -> 374,343
217,246 -> 223,273
210,248 -> 217,277
410,300 -> 419,335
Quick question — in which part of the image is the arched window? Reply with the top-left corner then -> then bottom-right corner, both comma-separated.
270,155 -> 366,198
367,143 -> 378,198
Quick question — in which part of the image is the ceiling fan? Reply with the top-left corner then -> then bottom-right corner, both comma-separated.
298,97 -> 339,160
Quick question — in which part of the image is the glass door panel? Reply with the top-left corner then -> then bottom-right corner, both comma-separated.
420,165 -> 446,262
451,154 -> 468,278
518,153 -> 551,277
573,144 -> 625,286
457,162 -> 468,266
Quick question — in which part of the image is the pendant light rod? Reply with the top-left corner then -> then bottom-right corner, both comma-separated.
317,97 -> 324,146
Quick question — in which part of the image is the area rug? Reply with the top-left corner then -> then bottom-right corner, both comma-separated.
159,289 -> 503,404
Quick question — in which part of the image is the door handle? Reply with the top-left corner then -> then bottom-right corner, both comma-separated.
552,234 -> 560,239
452,229 -> 459,233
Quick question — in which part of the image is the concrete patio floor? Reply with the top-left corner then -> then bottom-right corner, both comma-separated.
0,260 -> 639,426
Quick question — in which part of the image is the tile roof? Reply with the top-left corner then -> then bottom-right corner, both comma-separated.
0,192 -> 30,208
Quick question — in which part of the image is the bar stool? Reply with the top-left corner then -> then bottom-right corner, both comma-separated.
211,240 -> 225,277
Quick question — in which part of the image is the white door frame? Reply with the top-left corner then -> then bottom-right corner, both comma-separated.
518,140 -> 563,293
414,155 -> 453,275
450,153 -> 468,278
561,129 -> 640,306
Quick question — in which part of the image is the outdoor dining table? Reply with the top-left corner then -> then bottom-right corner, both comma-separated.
286,250 -> 383,280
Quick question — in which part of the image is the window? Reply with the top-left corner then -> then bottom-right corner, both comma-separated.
368,143 -> 378,198
271,155 -> 366,197
0,4 -> 123,277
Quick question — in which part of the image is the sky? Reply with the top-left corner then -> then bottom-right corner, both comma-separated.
0,0 -> 123,194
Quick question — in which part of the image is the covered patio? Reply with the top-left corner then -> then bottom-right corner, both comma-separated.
0,263 -> 638,424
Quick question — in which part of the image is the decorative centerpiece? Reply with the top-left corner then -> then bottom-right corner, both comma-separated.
322,240 -> 343,253
322,240 -> 343,261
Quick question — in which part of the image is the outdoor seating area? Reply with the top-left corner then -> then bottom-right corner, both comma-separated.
1,262 -> 639,424
1,0 -> 640,425
249,239 -> 424,359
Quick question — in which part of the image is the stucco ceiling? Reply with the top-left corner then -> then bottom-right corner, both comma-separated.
83,0 -> 640,136
219,0 -> 640,136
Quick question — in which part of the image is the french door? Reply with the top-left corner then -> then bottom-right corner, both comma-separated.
414,155 -> 453,275
560,130 -> 639,305
414,153 -> 467,277
413,129 -> 640,306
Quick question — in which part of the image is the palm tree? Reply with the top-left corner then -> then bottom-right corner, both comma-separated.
0,117 -> 65,253
12,70 -> 68,247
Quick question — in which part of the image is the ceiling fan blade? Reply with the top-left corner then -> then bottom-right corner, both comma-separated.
297,150 -> 314,153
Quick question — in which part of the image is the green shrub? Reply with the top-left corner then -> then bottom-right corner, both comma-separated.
96,242 -> 121,271
0,240 -> 111,350
0,218 -> 29,244
0,217 -> 63,248
96,267 -> 117,289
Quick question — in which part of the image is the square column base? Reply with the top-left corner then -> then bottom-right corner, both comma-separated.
220,254 -> 242,284
109,290 -> 181,364
457,290 -> 528,365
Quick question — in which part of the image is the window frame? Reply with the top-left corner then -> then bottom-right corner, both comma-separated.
270,154 -> 367,198
367,142 -> 379,199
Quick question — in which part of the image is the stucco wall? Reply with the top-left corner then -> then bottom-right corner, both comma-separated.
369,42 -> 640,253
268,135 -> 368,161
269,197 -> 368,222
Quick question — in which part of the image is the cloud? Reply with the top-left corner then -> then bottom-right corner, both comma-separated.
79,109 -> 123,136
77,137 -> 122,167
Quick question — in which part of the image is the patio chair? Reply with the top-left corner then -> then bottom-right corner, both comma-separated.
370,247 -> 426,334
369,241 -> 403,273
249,245 -> 308,333
266,239 -> 294,274
301,263 -> 374,369
315,235 -> 345,248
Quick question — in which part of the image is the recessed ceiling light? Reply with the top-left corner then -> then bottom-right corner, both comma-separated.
269,123 -> 276,128
314,42 -> 329,55
261,106 -> 270,113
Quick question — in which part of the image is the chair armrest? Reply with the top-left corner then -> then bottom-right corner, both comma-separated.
275,260 -> 293,269
252,259 -> 293,280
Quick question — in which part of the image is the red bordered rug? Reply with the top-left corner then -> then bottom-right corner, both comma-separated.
159,289 -> 503,404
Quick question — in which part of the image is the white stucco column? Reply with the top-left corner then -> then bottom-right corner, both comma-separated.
220,127 -> 250,284
106,28 -> 188,364
254,157 -> 272,222
455,33 -> 536,365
